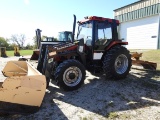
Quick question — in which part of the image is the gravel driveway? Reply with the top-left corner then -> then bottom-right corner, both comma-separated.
0,56 -> 160,120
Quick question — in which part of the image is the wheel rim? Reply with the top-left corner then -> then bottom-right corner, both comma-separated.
114,54 -> 128,74
63,66 -> 82,87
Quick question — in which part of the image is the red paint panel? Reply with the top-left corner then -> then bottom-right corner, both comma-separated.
66,45 -> 78,51
106,41 -> 128,50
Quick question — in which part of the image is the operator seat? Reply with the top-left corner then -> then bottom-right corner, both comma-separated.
94,39 -> 111,51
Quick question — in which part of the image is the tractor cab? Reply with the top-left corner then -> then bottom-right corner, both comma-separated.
58,31 -> 72,42
77,16 -> 120,52
76,16 -> 128,62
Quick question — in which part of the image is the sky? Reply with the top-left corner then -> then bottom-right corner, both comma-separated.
0,0 -> 138,45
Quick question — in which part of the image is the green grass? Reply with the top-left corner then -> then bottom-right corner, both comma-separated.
6,50 -> 33,56
130,50 -> 160,70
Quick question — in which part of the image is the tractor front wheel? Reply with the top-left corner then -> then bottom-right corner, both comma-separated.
103,45 -> 131,79
54,59 -> 86,91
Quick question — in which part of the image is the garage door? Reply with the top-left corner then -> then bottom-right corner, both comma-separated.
119,15 -> 159,49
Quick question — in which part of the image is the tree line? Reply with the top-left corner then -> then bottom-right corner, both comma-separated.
0,34 -> 33,50
0,34 -> 57,50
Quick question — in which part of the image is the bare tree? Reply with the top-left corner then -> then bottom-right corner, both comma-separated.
10,34 -> 26,48
19,34 -> 26,47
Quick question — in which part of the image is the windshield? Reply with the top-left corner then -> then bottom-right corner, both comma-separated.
77,22 -> 92,43
66,32 -> 72,41
96,22 -> 112,41
77,21 -> 113,45
57,32 -> 65,41
57,32 -> 72,42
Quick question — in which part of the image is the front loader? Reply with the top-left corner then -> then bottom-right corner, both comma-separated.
0,15 -> 75,115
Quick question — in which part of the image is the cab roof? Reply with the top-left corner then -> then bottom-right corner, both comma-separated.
78,16 -> 119,24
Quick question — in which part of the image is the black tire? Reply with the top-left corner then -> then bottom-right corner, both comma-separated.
45,62 -> 57,88
54,59 -> 86,91
103,45 -> 131,79
46,77 -> 50,88
45,70 -> 50,89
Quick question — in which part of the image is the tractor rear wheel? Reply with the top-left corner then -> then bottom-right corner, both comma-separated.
54,59 -> 86,91
103,45 -> 131,79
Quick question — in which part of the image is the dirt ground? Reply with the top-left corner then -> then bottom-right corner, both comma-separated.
0,56 -> 160,120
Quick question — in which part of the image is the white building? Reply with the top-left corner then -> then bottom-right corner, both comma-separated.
114,0 -> 160,49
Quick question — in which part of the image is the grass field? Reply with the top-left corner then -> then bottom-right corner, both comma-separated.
130,50 -> 160,70
6,50 -> 33,56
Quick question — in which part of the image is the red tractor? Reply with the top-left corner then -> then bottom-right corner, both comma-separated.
37,15 -> 132,91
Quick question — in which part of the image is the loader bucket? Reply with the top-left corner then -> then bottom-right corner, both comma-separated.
0,61 -> 46,114
14,47 -> 20,56
0,47 -> 7,57
30,49 -> 40,60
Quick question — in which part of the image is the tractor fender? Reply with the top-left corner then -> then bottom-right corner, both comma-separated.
106,41 -> 128,50
101,41 -> 128,61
